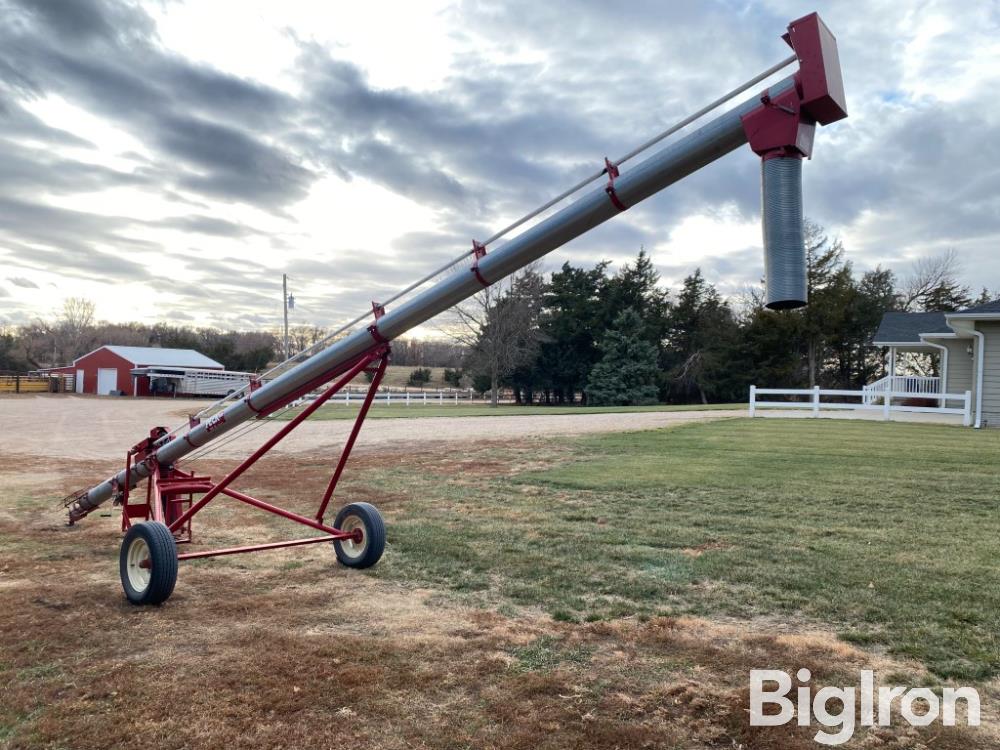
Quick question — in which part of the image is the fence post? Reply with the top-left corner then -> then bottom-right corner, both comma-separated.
883,391 -> 891,421
387,390 -> 391,405
749,386 -> 756,417
438,390 -> 443,404
963,390 -> 972,427
454,392 -> 458,405
345,389 -> 350,405
423,392 -> 427,405
813,385 -> 820,417
406,392 -> 410,406
15,375 -> 20,394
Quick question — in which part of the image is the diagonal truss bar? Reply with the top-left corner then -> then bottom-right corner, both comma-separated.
218,487 -> 345,535
316,353 -> 389,523
167,347 -> 386,534
176,535 -> 345,561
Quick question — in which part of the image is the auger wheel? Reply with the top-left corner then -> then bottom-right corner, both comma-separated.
119,522 -> 178,605
333,502 -> 386,569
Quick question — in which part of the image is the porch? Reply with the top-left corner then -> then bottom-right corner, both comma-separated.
861,374 -> 940,405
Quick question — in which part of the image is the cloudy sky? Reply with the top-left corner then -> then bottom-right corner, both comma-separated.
0,0 -> 998,335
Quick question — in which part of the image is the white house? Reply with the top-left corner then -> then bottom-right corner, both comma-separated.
871,299 -> 1000,428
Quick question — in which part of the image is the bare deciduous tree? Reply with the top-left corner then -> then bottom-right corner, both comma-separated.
447,265 -> 544,406
899,250 -> 971,312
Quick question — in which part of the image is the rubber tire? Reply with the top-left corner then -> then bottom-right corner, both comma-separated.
119,521 -> 178,605
333,502 -> 386,569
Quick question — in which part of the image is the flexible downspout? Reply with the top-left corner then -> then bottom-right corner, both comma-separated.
972,330 -> 985,428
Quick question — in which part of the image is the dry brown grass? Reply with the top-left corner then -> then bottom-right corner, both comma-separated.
1,446 -> 995,749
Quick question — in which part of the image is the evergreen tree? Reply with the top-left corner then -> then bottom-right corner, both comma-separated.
973,287 -> 995,306
586,308 -> 660,406
535,261 -> 608,403
599,248 -> 671,347
801,221 -> 848,387
663,269 -> 740,402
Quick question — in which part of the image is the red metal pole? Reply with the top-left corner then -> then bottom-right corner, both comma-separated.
167,349 -> 380,534
176,534 -> 347,561
315,354 -> 389,523
218,487 -> 347,536
120,450 -> 134,532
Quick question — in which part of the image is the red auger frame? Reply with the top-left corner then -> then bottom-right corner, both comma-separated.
115,342 -> 391,605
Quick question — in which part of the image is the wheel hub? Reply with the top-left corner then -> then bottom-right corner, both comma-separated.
125,537 -> 152,592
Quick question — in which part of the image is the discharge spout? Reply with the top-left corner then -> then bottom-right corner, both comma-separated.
761,155 -> 806,309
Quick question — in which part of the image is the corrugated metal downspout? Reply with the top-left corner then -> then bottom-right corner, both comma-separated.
761,155 -> 807,309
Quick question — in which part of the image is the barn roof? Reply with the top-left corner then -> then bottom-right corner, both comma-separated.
78,346 -> 224,369
871,311 -> 950,345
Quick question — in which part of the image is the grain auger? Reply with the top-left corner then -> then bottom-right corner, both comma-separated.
65,13 -> 847,604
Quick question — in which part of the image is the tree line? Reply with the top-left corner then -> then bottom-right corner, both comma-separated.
0,299 -> 466,374
455,222 -> 991,406
2,221 -> 988,405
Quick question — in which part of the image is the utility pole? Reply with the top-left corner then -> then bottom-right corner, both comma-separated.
282,273 -> 289,360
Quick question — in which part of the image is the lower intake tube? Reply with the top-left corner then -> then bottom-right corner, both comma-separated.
761,155 -> 806,310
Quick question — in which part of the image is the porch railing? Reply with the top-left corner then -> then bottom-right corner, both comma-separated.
861,375 -> 940,405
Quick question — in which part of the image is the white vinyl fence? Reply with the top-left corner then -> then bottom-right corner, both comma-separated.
749,386 -> 972,426
337,387 -> 475,406
291,386 -> 483,408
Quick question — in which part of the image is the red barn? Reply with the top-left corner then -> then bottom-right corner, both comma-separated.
47,346 -> 225,396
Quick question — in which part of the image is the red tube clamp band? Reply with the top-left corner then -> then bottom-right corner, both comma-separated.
470,240 -> 491,287
367,324 -> 389,345
604,158 -> 628,211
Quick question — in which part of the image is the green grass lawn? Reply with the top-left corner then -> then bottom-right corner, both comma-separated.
275,401 -> 743,420
367,418 -> 1000,680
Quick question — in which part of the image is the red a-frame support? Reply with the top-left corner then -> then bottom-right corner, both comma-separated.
119,344 -> 390,563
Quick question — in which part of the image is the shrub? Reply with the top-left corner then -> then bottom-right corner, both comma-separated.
407,367 -> 432,386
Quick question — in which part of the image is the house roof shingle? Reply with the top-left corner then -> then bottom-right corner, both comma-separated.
872,311 -> 950,344
953,298 -> 1000,315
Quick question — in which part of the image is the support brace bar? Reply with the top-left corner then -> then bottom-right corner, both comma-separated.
167,347 -> 387,534
176,535 -> 347,561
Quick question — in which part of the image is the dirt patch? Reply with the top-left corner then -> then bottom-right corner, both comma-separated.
681,540 -> 734,557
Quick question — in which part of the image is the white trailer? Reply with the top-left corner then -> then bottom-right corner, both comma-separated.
133,366 -> 255,397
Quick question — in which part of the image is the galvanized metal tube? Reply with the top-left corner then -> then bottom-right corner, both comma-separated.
71,76 -> 796,518
761,156 -> 807,309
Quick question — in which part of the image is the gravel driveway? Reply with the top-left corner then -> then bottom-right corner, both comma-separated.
0,395 -> 745,461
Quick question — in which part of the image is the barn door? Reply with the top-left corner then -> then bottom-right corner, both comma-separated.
75,369 -> 85,394
97,368 -> 118,395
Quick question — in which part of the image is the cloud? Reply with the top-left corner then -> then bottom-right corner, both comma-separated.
0,137 -> 148,195
1,0 -> 310,212
0,0 -> 997,329
7,276 -> 38,288
153,215 -> 263,239
0,195 -> 157,282
9,0 -> 156,46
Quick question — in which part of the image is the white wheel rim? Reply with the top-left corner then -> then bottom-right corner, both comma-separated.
126,536 -> 151,592
338,515 -> 368,560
